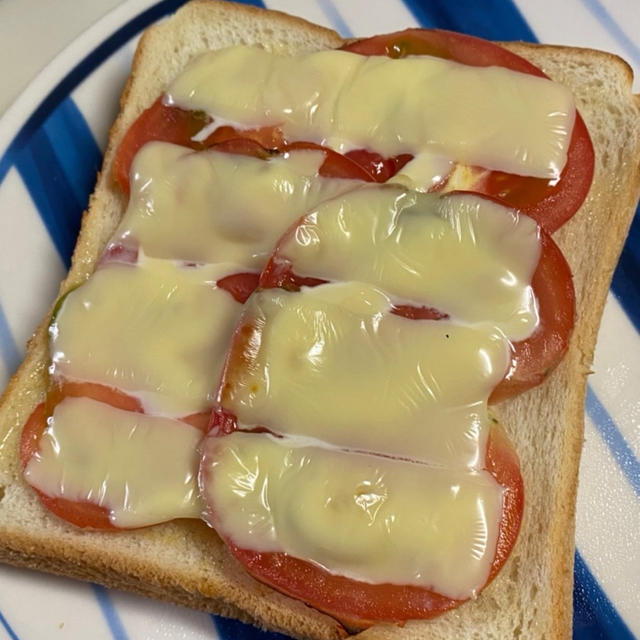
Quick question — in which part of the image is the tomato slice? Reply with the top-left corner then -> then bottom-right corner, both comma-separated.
259,193 -> 574,404
490,227 -> 575,403
21,402 -> 116,530
341,29 -> 594,232
20,381 -> 143,530
216,271 -> 261,304
113,105 -> 413,192
203,421 -> 522,626
22,380 -> 210,529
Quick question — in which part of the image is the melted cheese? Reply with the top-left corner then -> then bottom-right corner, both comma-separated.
167,46 -> 575,179
201,431 -> 503,599
25,397 -> 203,527
223,282 -> 506,467
388,152 -> 453,192
213,187 -> 539,595
28,42 -> 544,598
113,143 -> 357,269
276,187 -> 540,339
51,257 -> 240,416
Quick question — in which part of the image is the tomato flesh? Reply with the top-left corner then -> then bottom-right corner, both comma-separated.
490,228 -> 575,403
216,272 -> 261,304
340,28 -> 547,73
21,380 -> 210,529
113,102 -> 414,193
20,382 -> 142,530
113,99 -> 211,194
469,115 -> 594,232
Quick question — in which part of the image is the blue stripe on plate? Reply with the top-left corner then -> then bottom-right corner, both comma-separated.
578,0 -> 640,67
91,584 -> 130,640
586,385 -> 640,497
0,302 -> 21,376
611,204 -> 640,335
212,614 -> 291,639
574,552 -> 636,640
0,609 -> 20,640
13,97 -> 101,267
314,0 -> 353,38
402,0 -> 535,40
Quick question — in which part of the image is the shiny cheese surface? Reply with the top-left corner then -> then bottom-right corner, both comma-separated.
275,187 -> 541,339
113,142 -> 357,269
202,431 -> 503,599
51,257 -> 240,416
213,187 -> 538,596
223,282 -> 506,467
167,46 -> 575,179
25,397 -> 203,527
388,152 -> 453,192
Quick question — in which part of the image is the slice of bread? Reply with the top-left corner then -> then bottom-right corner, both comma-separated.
0,1 -> 639,638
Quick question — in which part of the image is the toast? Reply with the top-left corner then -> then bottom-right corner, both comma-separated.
1,1 -> 639,639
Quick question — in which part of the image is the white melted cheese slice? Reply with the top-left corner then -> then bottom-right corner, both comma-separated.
25,396 -> 203,528
223,282 -> 506,467
201,431 -> 503,599
210,187 -> 539,597
167,46 -> 575,179
276,187 -> 541,339
113,143 -> 358,269
51,257 -> 240,416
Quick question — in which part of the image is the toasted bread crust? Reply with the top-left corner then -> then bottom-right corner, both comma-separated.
1,2 -> 639,639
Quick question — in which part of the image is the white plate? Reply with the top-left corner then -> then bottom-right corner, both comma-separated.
0,1 -> 638,638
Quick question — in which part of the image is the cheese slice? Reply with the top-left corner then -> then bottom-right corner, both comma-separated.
51,257 -> 240,416
201,431 -> 503,600
25,396 -> 203,528
275,187 -> 541,340
167,46 -> 575,179
113,142 -> 358,269
222,282 -> 506,467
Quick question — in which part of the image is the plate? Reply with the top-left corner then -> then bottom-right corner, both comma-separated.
0,1 -> 638,638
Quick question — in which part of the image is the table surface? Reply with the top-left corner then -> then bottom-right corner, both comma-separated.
0,0 -> 125,117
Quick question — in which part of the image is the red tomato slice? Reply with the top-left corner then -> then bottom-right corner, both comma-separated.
259,194 -> 574,404
202,421 -> 522,626
390,304 -> 449,321
113,98 -> 212,194
490,227 -> 575,403
21,403 -> 116,530
20,380 -> 143,530
216,271 -> 261,304
44,379 -> 144,416
211,138 -> 389,183
113,108 -> 414,192
22,380 -> 209,529
341,29 -> 594,232
344,149 -> 413,183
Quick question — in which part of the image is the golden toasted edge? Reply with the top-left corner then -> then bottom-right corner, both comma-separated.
504,41 -> 640,640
